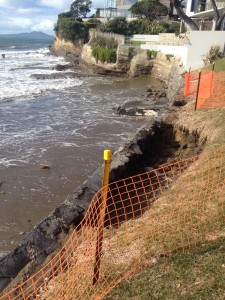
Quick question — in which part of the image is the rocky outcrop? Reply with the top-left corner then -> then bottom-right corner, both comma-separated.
50,36 -> 82,64
167,58 -> 186,103
116,88 -> 168,117
80,44 -> 126,76
116,45 -> 141,73
151,52 -> 174,81
51,32 -> 185,83
129,51 -> 153,78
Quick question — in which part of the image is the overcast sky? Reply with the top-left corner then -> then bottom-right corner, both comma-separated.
0,0 -> 103,35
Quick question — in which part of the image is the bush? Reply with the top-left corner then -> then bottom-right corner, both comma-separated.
127,19 -> 167,35
158,21 -> 181,35
92,47 -> 117,63
99,17 -> 128,35
55,17 -> 99,43
89,35 -> 118,49
203,45 -> 223,65
146,50 -> 158,59
165,54 -> 174,61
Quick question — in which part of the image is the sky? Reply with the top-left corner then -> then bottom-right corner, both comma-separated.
0,0 -> 103,35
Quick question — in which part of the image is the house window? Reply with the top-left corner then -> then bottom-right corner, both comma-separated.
199,0 -> 206,11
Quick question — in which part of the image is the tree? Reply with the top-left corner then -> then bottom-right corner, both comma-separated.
210,0 -> 225,30
99,17 -> 129,35
95,8 -> 101,18
173,0 -> 199,30
129,0 -> 168,21
173,0 -> 225,31
70,0 -> 92,18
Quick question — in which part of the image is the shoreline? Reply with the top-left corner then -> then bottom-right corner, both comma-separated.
0,74 -> 164,254
0,52 -> 184,292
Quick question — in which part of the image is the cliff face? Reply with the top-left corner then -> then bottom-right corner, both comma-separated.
80,44 -> 154,78
50,36 -> 82,64
50,35 -> 185,99
51,30 -> 185,82
80,42 -> 184,83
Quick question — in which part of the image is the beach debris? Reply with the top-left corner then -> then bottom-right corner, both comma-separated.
152,257 -> 158,264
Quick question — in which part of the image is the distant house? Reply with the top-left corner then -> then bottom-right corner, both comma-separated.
185,0 -> 225,30
99,0 -> 172,19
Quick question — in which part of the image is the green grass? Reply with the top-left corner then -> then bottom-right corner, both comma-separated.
104,237 -> 225,300
103,59 -> 225,299
125,40 -> 145,45
203,57 -> 225,72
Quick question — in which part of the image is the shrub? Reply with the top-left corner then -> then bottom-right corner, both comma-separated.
146,50 -> 158,59
127,19 -> 167,35
99,17 -> 128,35
90,34 -> 118,64
55,17 -> 99,43
165,54 -> 174,61
203,45 -> 223,65
89,35 -> 118,49
92,47 -> 117,63
158,21 -> 181,35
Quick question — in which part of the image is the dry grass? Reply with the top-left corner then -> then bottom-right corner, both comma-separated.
35,143 -> 224,299
170,93 -> 225,148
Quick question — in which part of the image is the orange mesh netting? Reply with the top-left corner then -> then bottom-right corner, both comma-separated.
197,72 -> 225,109
183,70 -> 212,97
0,145 -> 225,300
184,70 -> 225,109
184,71 -> 198,96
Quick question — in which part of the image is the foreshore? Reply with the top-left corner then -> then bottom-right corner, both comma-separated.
0,52 -> 185,293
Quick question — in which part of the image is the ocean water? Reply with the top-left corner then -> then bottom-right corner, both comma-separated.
0,36 -> 162,254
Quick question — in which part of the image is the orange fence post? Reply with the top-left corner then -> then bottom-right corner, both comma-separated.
195,70 -> 202,111
184,71 -> 191,96
93,149 -> 112,285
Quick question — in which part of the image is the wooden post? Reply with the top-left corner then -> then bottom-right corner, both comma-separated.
195,70 -> 202,111
92,150 -> 112,286
210,62 -> 215,95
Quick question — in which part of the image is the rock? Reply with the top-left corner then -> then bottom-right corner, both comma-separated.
173,99 -> 187,107
53,64 -> 71,71
129,52 -> 153,78
41,165 -> 50,170
30,72 -> 77,80
116,97 -> 168,116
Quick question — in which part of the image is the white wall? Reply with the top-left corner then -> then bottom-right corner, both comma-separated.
140,43 -> 188,68
130,35 -> 159,43
185,31 -> 225,70
134,31 -> 225,71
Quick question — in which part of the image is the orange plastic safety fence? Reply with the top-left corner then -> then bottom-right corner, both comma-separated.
184,70 -> 225,109
1,146 -> 225,300
184,71 -> 196,96
183,70 -> 212,97
197,72 -> 225,109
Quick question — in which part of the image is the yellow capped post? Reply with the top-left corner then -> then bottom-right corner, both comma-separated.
104,149 -> 112,161
93,149 -> 112,285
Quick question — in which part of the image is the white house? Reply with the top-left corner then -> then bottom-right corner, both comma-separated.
185,0 -> 225,30
99,0 -> 172,18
